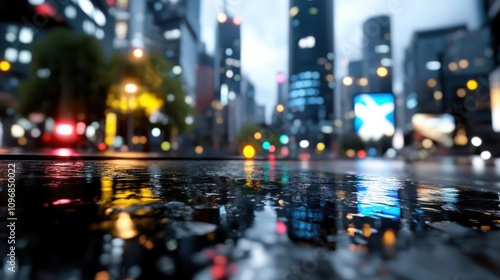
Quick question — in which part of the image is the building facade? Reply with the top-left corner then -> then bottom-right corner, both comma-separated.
288,0 -> 334,146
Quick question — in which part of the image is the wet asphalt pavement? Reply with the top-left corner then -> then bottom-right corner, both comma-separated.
1,159 -> 500,280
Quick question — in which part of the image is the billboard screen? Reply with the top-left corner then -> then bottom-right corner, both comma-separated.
354,93 -> 395,141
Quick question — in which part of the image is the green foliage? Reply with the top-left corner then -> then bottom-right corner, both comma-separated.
17,28 -> 109,122
106,51 -> 195,134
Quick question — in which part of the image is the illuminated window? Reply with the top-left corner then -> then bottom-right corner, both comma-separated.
381,58 -> 392,67
19,50 -> 31,64
64,5 -> 77,19
4,48 -> 18,62
309,7 -> 318,15
115,21 -> 128,39
83,20 -> 96,35
116,0 -> 128,9
94,9 -> 106,26
19,27 -> 33,44
95,29 -> 105,39
298,36 -> 315,49
5,32 -> 16,43
164,29 -> 181,40
374,44 -> 390,54
78,0 -> 95,17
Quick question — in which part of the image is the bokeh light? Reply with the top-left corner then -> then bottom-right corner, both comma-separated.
242,145 -> 256,159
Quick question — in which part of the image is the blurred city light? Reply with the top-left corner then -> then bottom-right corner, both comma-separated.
232,16 -> 242,25
161,141 -> 171,151
151,127 -> 161,137
346,149 -> 355,158
11,124 -> 25,138
0,60 -> 11,71
132,48 -> 143,58
299,140 -> 309,148
481,151 -> 492,160
281,147 -> 290,156
471,136 -> 482,147
217,13 -> 227,23
276,104 -> 284,112
55,123 -> 74,136
422,138 -> 433,149
124,83 -> 137,94
254,132 -> 262,140
316,142 -> 325,152
342,76 -> 353,86
242,145 -> 256,159
467,79 -> 478,91
276,72 -> 286,84
195,146 -> 204,154
279,134 -> 289,144
262,141 -> 271,150
376,66 -> 388,77
269,145 -> 276,153
357,150 -> 367,158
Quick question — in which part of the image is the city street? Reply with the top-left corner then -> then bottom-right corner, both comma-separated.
1,157 -> 500,279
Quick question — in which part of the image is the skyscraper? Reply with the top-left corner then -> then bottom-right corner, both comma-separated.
214,11 -> 241,148
112,0 -> 200,98
362,15 -> 392,93
288,0 -> 334,145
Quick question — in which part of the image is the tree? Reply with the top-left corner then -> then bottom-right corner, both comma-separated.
106,51 -> 195,135
17,28 -> 109,123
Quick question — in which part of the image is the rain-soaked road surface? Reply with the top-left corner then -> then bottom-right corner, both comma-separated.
1,159 -> 500,280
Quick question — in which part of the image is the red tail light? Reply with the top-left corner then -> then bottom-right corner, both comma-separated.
55,123 -> 75,136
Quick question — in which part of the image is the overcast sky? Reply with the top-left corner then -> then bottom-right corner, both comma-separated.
200,0 -> 483,123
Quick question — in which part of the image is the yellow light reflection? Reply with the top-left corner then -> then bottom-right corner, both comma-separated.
114,212 -> 138,239
383,228 -> 396,247
105,112 -> 117,146
362,223 -> 372,238
254,132 -> 262,140
94,271 -> 110,280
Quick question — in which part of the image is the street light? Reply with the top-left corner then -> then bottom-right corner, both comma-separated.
124,83 -> 138,150
132,48 -> 144,59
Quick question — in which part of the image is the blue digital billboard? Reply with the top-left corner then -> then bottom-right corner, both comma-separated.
354,93 -> 395,141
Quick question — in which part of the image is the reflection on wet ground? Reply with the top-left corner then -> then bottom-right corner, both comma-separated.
1,160 -> 500,279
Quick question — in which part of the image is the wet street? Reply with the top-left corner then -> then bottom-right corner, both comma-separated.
1,159 -> 500,280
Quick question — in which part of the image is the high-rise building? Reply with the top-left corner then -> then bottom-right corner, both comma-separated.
214,11 -> 241,148
272,72 -> 288,131
403,26 -> 466,132
240,76 -> 256,125
441,28 -> 496,153
362,15 -> 392,93
288,0 -> 334,145
112,0 -> 200,99
0,0 -> 114,83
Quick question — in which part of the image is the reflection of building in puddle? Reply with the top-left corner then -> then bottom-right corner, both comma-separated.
285,185 -> 336,248
416,184 -> 500,231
